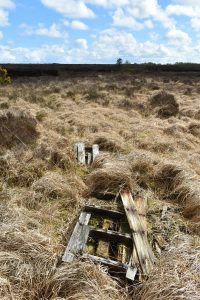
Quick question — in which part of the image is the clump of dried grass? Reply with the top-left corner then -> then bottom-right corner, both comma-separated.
87,160 -> 138,195
154,163 -> 200,221
148,91 -> 179,119
34,142 -> 75,171
135,235 -> 200,300
32,172 -> 77,200
0,152 -> 46,187
0,222 -> 58,300
188,122 -> 200,137
93,136 -> 123,152
44,261 -> 126,300
0,109 -> 39,148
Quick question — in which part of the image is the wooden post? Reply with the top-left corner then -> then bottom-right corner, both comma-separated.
74,143 -> 78,159
92,144 -> 99,161
77,143 -> 86,164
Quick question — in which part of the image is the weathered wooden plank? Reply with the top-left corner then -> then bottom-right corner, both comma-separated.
120,189 -> 155,276
92,144 -> 99,161
84,205 -> 124,220
77,143 -> 86,164
89,228 -> 132,246
62,212 -> 91,263
134,192 -> 147,234
82,253 -> 128,271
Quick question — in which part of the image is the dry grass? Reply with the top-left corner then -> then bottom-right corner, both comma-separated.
135,235 -> 200,300
0,109 -> 39,149
0,73 -> 200,299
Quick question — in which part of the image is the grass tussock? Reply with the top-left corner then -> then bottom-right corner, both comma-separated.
0,109 -> 39,149
44,261 -> 126,300
87,160 -> 138,195
154,163 -> 200,221
93,136 -> 123,152
149,91 -> 179,119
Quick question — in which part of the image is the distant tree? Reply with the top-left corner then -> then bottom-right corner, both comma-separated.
116,58 -> 123,65
0,66 -> 11,84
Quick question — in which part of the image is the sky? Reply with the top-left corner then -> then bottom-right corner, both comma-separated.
0,0 -> 200,63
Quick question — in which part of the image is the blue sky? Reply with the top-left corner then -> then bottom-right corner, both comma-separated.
0,0 -> 200,63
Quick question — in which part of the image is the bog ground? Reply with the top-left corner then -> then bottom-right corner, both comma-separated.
0,71 -> 199,300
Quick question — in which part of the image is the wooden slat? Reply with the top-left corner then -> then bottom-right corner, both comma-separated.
77,143 -> 86,164
89,228 -> 132,246
92,144 -> 99,161
84,205 -> 124,219
62,212 -> 91,263
82,253 -> 127,271
120,189 -> 155,276
83,253 -> 137,280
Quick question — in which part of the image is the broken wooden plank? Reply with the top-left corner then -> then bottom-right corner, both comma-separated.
120,189 -> 155,276
126,265 -> 137,281
92,144 -> 99,161
84,205 -> 124,220
77,143 -> 86,164
62,212 -> 91,263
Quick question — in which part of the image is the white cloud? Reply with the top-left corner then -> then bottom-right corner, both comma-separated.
71,20 -> 88,30
0,44 -> 66,63
191,18 -> 200,32
76,38 -> 88,49
166,5 -> 195,17
0,0 -> 15,9
166,28 -> 191,46
112,0 -> 174,30
41,0 -> 95,18
20,23 -> 67,39
1,26 -> 200,64
0,31 -> 3,39
113,8 -> 145,30
0,0 -> 15,27
0,9 -> 9,26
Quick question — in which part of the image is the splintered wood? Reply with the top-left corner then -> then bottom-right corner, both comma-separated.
120,189 -> 155,276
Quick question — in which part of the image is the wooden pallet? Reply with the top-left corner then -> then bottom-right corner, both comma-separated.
63,189 -> 155,282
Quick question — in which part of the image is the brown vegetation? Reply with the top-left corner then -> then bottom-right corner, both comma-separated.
0,71 -> 200,299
